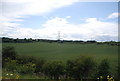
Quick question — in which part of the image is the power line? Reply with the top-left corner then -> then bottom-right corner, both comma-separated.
58,31 -> 60,41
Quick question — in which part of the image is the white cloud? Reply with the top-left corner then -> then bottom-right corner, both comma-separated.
1,0 -> 79,18
1,0 -> 79,34
0,0 -> 79,38
2,17 -> 117,41
66,16 -> 71,19
0,15 -> 23,37
2,0 -> 117,19
108,12 -> 120,19
0,0 -> 118,41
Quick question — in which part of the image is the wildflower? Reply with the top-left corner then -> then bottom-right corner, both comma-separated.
100,76 -> 103,79
110,77 -> 113,80
107,75 -> 110,79
10,74 -> 13,76
16,75 -> 19,79
107,75 -> 109,78
97,77 -> 99,79
6,73 -> 9,76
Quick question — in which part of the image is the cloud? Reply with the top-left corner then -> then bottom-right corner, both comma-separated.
0,15 -> 23,37
1,0 -> 79,33
1,0 -> 79,18
0,1 -> 118,41
2,0 -> 118,19
108,12 -> 120,19
66,16 -> 71,19
0,0 -> 79,38
2,17 -> 117,41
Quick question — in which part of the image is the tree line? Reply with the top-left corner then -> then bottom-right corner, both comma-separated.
1,37 -> 120,46
2,46 -> 119,80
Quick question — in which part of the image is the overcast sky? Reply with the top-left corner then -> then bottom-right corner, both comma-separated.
0,0 -> 119,41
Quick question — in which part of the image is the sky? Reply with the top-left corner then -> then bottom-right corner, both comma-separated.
0,0 -> 119,41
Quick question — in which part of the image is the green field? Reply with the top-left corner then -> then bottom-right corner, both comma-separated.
2,42 -> 118,75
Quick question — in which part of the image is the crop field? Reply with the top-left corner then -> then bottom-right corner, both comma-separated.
2,42 -> 118,75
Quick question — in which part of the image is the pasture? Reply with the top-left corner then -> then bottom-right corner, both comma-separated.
2,42 -> 118,75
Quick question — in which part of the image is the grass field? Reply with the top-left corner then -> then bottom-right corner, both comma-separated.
2,42 -> 118,75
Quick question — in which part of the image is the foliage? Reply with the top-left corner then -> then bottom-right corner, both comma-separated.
17,62 -> 36,74
34,58 -> 46,74
2,46 -> 18,67
2,45 -> 118,80
4,60 -> 18,72
66,59 -> 76,79
43,61 -> 65,80
2,46 -> 17,60
97,59 -> 110,78
16,56 -> 37,64
2,73 -> 20,79
4,60 -> 36,74
66,56 -> 96,80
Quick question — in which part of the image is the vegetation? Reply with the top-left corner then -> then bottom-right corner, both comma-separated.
97,59 -> 110,78
2,46 -> 118,80
2,37 -> 120,46
66,56 -> 96,80
43,61 -> 65,80
1,37 -> 119,80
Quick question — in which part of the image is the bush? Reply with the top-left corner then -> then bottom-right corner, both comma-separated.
34,58 -> 46,74
66,56 -> 96,80
2,46 -> 17,60
43,61 -> 65,80
16,56 -> 36,64
97,59 -> 110,78
4,60 -> 18,72
66,59 -> 76,79
4,59 -> 36,74
17,62 -> 36,74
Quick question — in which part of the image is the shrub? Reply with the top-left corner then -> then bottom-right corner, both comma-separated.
2,46 -> 17,60
34,58 -> 46,74
17,62 -> 36,74
97,59 -> 110,78
66,59 -> 76,79
16,56 -> 36,64
4,59 -> 36,74
43,61 -> 65,80
4,60 -> 18,72
66,56 -> 96,80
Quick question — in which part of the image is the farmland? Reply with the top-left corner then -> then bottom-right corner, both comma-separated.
3,43 -> 118,66
2,42 -> 118,79
2,42 -> 118,62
